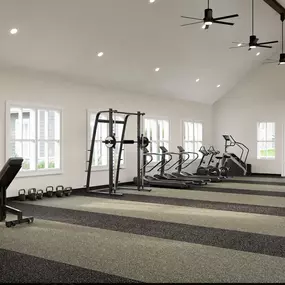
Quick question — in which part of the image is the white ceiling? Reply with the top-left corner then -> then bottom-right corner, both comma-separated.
0,0 -> 282,104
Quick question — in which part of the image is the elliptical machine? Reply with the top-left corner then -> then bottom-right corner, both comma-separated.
207,146 -> 221,176
207,146 -> 230,178
196,146 -> 211,175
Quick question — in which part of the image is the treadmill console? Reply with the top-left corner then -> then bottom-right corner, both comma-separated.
177,146 -> 185,152
223,135 -> 231,141
160,146 -> 168,153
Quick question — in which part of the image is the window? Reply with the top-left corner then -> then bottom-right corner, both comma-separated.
7,103 -> 61,175
183,121 -> 203,158
257,122 -> 275,159
144,118 -> 170,162
88,112 -> 126,169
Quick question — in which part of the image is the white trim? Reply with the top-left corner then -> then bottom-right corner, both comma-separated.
6,101 -> 63,177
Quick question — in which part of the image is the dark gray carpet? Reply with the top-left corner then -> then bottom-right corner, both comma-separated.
9,202 -> 285,258
0,248 -> 139,283
73,190 -> 285,217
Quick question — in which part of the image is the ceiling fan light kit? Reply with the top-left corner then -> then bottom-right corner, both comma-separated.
180,0 -> 239,30
229,0 -> 278,51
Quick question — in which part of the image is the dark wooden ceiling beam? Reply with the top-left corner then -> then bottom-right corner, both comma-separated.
263,0 -> 285,16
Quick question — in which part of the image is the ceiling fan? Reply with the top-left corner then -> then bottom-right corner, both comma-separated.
264,13 -> 285,65
180,0 -> 239,30
230,0 -> 278,50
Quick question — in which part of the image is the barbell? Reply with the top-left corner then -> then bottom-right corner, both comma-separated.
103,136 -> 149,149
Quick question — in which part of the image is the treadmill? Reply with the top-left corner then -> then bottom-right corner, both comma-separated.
172,146 -> 222,182
153,146 -> 209,185
137,148 -> 189,189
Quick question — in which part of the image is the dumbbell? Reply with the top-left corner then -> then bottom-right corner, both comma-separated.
46,186 -> 54,198
18,189 -> 26,201
27,188 -> 37,201
56,185 -> 64,198
37,189 -> 44,200
63,187 -> 72,197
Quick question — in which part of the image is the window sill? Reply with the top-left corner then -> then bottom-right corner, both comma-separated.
16,169 -> 63,178
257,158 -> 276,160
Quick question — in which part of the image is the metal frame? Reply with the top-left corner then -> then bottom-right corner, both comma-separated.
86,108 -> 151,195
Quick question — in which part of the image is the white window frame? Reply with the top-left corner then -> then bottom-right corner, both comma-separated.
87,109 -> 127,172
257,122 -> 276,160
182,120 -> 204,159
6,101 -> 63,177
144,116 -> 170,163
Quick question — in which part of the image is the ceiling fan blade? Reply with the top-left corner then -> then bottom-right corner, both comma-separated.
257,45 -> 272,48
229,45 -> 247,49
232,41 -> 247,44
213,20 -> 234,25
257,41 -> 278,45
214,14 -> 239,21
181,21 -> 204,27
181,16 -> 203,21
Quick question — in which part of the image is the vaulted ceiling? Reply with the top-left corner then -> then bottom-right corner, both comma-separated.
0,0 -> 282,104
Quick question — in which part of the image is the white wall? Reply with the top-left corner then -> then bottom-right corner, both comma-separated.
0,66 -> 213,197
213,63 -> 285,175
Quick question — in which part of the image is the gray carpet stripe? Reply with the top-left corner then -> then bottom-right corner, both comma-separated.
9,202 -> 285,258
192,186 -> 285,197
73,190 -> 285,217
0,248 -> 139,283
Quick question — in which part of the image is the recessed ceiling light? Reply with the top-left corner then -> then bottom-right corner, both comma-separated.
97,52 -> 104,57
256,52 -> 260,56
237,43 -> 242,47
155,67 -> 160,72
196,78 -> 200,82
10,28 -> 18,35
217,84 -> 221,88
149,0 -> 156,3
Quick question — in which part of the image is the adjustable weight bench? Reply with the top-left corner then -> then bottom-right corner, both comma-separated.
0,158 -> 34,227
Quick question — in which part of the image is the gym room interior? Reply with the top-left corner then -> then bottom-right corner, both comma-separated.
1,0 -> 285,283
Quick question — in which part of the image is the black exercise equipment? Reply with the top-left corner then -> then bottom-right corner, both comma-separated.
18,189 -> 26,201
27,188 -> 37,201
134,147 -> 189,189
37,189 -> 44,200
0,158 -> 34,227
56,185 -> 64,197
222,135 -> 251,176
46,186 -> 54,198
86,108 -> 151,196
103,136 -> 149,149
176,146 -> 221,182
196,146 -> 211,176
64,187 -> 72,196
154,146 -> 209,186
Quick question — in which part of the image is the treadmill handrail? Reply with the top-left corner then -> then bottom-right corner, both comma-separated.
164,152 -> 190,172
143,153 -> 165,173
163,152 -> 186,171
178,151 -> 199,170
156,153 -> 173,172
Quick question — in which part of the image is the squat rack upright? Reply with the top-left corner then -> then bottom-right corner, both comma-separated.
85,108 -> 151,195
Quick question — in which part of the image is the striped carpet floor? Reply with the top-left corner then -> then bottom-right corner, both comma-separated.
1,185 -> 285,283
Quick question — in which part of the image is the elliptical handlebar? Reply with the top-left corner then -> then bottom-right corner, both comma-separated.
199,146 -> 209,156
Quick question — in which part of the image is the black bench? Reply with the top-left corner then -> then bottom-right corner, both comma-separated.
0,158 -> 34,227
